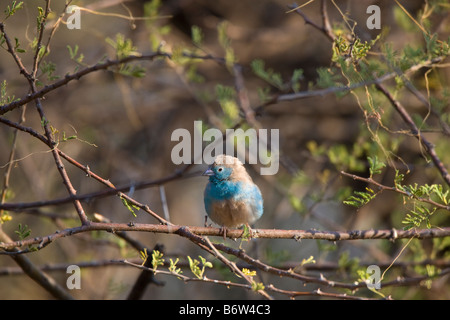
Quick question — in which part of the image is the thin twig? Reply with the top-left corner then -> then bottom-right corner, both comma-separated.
289,0 -> 450,187
375,83 -> 450,187
0,226 -> 74,299
123,259 -> 375,300
266,284 -> 380,300
126,244 -> 165,300
1,3 -> 89,225
287,2 -> 336,42
31,0 -> 51,78
2,256 -> 448,277
0,3 -> 76,299
204,236 -> 273,300
123,259 -> 259,294
340,171 -> 450,211
0,53 -> 170,115
0,115 -> 175,225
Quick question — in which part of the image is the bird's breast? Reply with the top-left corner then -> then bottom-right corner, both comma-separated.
204,180 -> 263,228
208,199 -> 257,228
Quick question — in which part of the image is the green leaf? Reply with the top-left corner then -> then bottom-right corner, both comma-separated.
251,281 -> 265,291
394,170 -> 405,190
300,255 -> 316,267
140,248 -> 148,264
67,45 -> 85,64
368,156 -> 386,177
15,223 -> 31,240
402,205 -> 436,230
118,64 -> 146,78
40,61 -> 60,81
199,256 -> 213,269
107,34 -> 131,56
168,258 -> 182,275
151,250 -> 164,272
188,255 -> 212,279
188,256 -> 201,279
291,68 -> 304,92
217,21 -> 231,49
120,196 -> 140,217
13,37 -> 26,53
217,21 -> 236,70
215,84 -> 238,123
316,67 -> 341,89
251,59 -> 284,89
343,188 -> 376,208
191,25 -> 203,47
1,80 -> 17,105
37,7 -> 45,31
4,1 -> 24,19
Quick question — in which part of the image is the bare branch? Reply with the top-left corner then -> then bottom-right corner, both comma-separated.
2,222 -> 450,255
287,2 -> 336,42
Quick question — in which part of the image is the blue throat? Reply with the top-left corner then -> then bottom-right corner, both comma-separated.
208,178 -> 242,200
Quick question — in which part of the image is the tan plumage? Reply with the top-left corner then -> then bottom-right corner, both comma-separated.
203,155 -> 264,235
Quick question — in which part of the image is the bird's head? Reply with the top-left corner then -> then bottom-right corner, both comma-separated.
202,155 -> 249,182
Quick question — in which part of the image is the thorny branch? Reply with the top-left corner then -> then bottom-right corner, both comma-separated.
375,83 -> 450,187
1,222 -> 450,254
289,0 -> 450,188
0,0 -> 78,300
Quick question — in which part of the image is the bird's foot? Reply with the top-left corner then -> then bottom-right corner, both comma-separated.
242,223 -> 255,239
219,226 -> 229,240
204,215 -> 209,227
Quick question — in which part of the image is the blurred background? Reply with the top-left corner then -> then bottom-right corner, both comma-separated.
0,0 -> 449,299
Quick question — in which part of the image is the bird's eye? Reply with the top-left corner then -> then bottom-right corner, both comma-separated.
217,167 -> 223,172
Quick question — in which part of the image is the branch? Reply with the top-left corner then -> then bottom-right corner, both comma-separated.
1,7 -> 90,225
288,0 -> 450,187
0,4 -> 76,300
126,244 -> 165,300
2,221 -> 449,293
31,0 -> 51,78
2,222 -> 450,254
203,236 -> 273,300
287,1 -> 336,42
0,228 -> 73,299
266,284 -> 381,300
3,257 -> 448,277
0,53 -> 170,115
340,171 -> 450,211
0,115 -> 177,225
253,56 -> 445,117
375,83 -> 450,187
123,259 -> 253,292
0,171 -> 186,222
0,23 -> 32,81
123,259 -> 374,300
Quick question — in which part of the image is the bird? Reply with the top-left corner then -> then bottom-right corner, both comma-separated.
203,154 -> 263,238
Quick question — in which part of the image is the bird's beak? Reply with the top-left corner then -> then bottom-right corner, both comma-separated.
202,167 -> 215,176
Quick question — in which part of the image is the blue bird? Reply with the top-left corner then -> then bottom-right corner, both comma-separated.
203,154 -> 263,238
